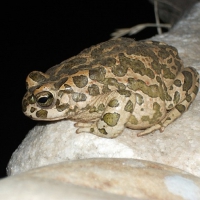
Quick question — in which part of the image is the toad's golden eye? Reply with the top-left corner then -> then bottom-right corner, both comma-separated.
35,91 -> 54,107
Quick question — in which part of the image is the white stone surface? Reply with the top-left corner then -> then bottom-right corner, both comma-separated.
2,159 -> 200,200
7,2 -> 200,179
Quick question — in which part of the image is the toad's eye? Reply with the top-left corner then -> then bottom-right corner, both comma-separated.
35,91 -> 54,107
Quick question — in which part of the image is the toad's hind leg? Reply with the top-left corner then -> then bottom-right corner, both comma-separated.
138,67 -> 199,137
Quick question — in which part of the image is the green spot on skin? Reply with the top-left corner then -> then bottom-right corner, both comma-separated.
89,67 -> 106,82
135,93 -> 144,105
99,57 -> 116,67
88,84 -> 100,96
175,104 -> 186,113
124,100 -> 133,113
30,107 -> 36,113
158,49 -> 170,59
185,94 -> 192,102
167,58 -> 172,64
36,109 -> 48,119
174,79 -> 182,87
28,95 -> 36,104
168,104 -> 173,109
128,115 -> 138,125
141,102 -> 162,124
98,104 -> 105,112
162,66 -> 176,79
169,85 -> 173,90
156,76 -> 162,84
99,128 -> 108,135
119,53 -> 155,79
56,103 -> 70,112
151,60 -> 161,74
103,78 -> 126,91
29,71 -> 47,83
117,89 -> 131,97
89,106 -> 98,113
91,47 -> 103,58
73,75 -> 88,88
64,84 -> 74,94
111,64 -> 128,77
103,112 -> 120,127
72,92 -> 87,102
90,128 -> 94,133
102,85 -> 111,93
54,77 -> 68,89
174,59 -> 182,71
173,91 -> 180,105
182,71 -> 193,91
108,99 -> 119,107
128,78 -> 165,100
193,85 -> 199,95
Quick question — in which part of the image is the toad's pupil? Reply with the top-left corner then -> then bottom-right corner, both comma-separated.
38,97 -> 48,103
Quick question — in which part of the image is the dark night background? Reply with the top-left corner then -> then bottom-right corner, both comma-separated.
1,1 -> 159,178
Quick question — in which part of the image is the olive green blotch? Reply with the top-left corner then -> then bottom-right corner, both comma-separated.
28,95 -> 36,104
98,104 -> 105,112
103,112 -> 120,127
103,78 -> 126,90
185,94 -> 192,102
158,49 -> 170,59
173,91 -> 180,105
141,102 -> 162,124
73,75 -> 88,88
99,57 -> 116,67
128,78 -> 165,100
174,79 -> 182,87
89,106 -> 98,113
54,77 -> 68,89
167,58 -> 172,64
108,99 -> 119,107
162,65 -> 176,79
119,53 -> 155,79
89,67 -> 106,82
102,85 -> 111,93
57,57 -> 87,76
111,64 -> 128,77
56,103 -> 70,112
182,71 -> 193,91
151,60 -> 162,74
30,107 -> 36,113
135,93 -> 144,105
29,71 -> 47,83
193,85 -> 199,95
88,84 -> 100,96
175,104 -> 186,113
124,100 -> 133,113
36,109 -> 48,119
98,128 -> 108,135
128,115 -> 138,125
72,92 -> 87,102
64,84 -> 74,93
117,89 -> 131,97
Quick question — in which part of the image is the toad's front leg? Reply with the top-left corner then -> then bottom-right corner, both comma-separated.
75,91 -> 136,138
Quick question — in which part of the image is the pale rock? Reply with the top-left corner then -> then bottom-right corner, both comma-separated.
2,159 -> 200,200
7,2 -> 200,177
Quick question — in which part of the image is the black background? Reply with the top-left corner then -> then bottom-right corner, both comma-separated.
1,1 -> 159,178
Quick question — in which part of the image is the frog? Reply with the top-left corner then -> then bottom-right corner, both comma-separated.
22,37 -> 199,138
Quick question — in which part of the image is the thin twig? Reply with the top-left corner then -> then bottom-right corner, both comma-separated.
154,0 -> 162,34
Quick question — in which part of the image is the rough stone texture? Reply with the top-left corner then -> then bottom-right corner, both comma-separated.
2,159 -> 200,200
7,2 -> 200,178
